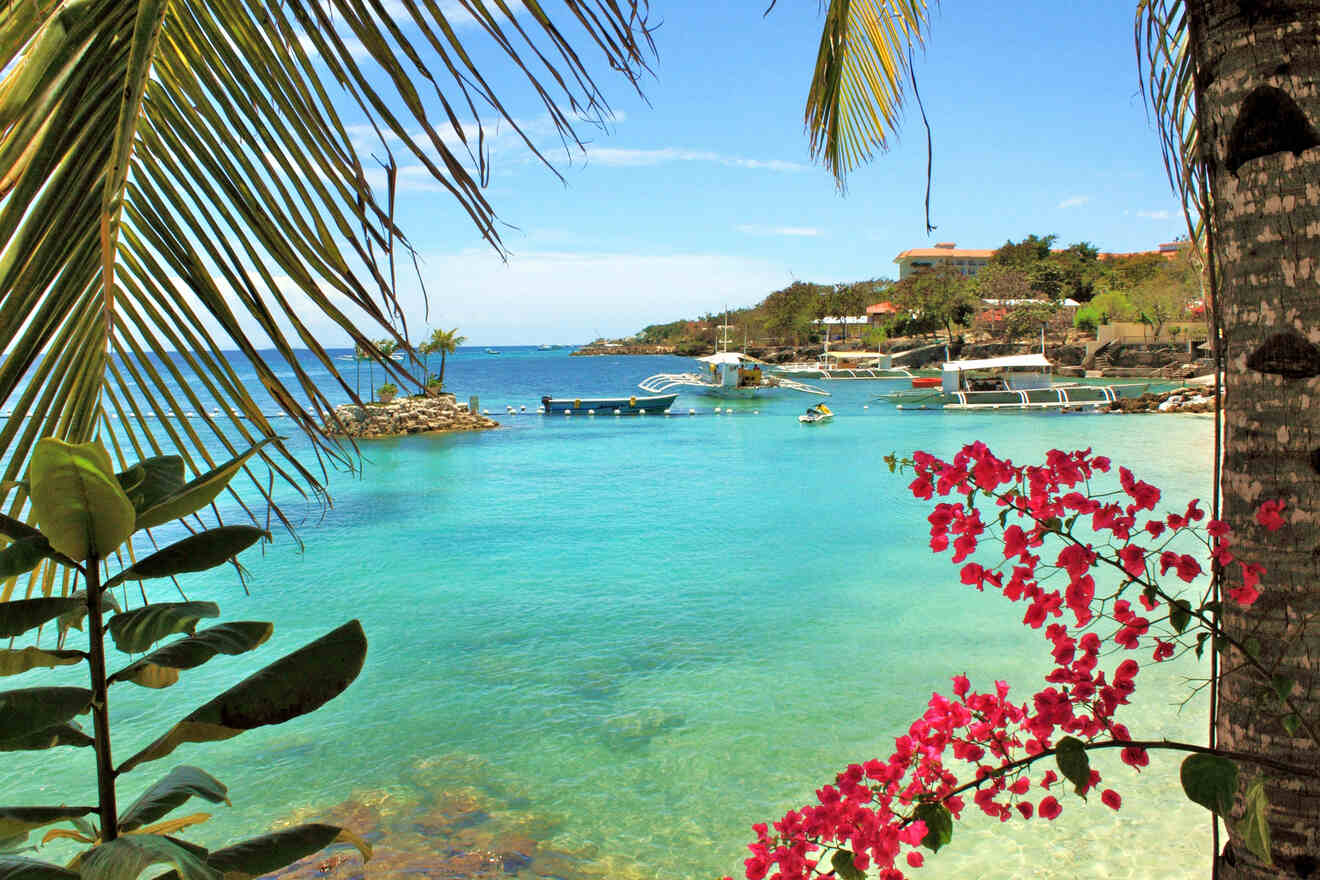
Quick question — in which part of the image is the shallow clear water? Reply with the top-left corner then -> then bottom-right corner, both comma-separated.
7,347 -> 1217,879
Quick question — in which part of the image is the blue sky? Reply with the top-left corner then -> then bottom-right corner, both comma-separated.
323,1 -> 1188,345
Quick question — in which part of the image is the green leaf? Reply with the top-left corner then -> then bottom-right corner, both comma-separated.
119,766 -> 230,833
79,835 -> 219,880
830,849 -> 865,880
0,539 -> 54,580
913,801 -> 953,853
118,620 -> 366,773
0,837 -> 34,855
134,443 -> 271,532
108,622 -> 273,689
0,648 -> 83,678
1282,714 -> 1301,737
0,688 -> 91,741
1201,600 -> 1222,616
151,825 -> 369,880
0,808 -> 96,842
0,856 -> 81,880
108,527 -> 268,586
1195,631 -> 1210,659
1169,599 -> 1192,634
106,603 -> 220,654
0,598 -> 85,639
1243,637 -> 1261,660
1179,753 -> 1237,816
0,724 -> 93,752
0,516 -> 41,544
26,439 -> 135,562
116,457 -> 185,514
1054,736 -> 1091,796
1269,675 -> 1293,702
1235,778 -> 1272,867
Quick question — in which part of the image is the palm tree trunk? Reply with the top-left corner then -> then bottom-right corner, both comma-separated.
439,349 -> 447,388
1187,2 -> 1320,875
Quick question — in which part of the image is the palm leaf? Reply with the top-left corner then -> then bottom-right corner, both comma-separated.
0,0 -> 655,592
805,0 -> 930,187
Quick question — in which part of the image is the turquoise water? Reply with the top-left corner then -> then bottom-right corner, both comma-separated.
6,348 -> 1216,879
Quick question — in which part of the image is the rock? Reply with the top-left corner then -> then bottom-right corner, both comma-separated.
326,394 -> 499,439
599,707 -> 685,749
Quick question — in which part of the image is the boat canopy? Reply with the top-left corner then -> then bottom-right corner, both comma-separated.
824,350 -> 887,359
942,354 -> 1052,372
697,352 -> 756,365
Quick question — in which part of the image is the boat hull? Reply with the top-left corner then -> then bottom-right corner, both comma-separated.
894,382 -> 1151,411
542,393 -> 678,414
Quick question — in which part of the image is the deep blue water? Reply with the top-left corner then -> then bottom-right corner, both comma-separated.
6,346 -> 1216,879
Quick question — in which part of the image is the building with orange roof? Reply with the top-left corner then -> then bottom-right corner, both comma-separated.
893,243 -> 995,279
894,240 -> 1187,280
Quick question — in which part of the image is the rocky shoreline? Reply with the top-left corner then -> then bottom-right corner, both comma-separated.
1107,385 -> 1222,414
327,394 -> 500,439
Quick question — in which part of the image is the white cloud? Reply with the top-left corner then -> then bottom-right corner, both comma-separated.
1137,209 -> 1172,220
1057,196 -> 1088,209
585,147 -> 806,172
735,224 -> 820,237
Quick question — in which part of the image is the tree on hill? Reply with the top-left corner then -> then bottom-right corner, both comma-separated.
991,233 -> 1058,268
889,264 -> 978,344
763,282 -> 827,346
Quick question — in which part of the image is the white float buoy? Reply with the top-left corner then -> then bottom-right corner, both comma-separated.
714,407 -> 722,413
753,410 -> 759,415
688,408 -> 696,415
537,408 -> 545,414
520,405 -> 526,412
864,405 -> 869,409
588,409 -> 595,415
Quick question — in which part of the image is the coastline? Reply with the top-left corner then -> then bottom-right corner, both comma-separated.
326,394 -> 500,439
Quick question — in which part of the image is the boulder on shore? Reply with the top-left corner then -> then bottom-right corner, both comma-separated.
326,394 -> 499,439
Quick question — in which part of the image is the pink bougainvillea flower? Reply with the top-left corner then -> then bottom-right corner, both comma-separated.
1038,796 -> 1062,820
1101,789 -> 1122,810
1256,499 -> 1287,531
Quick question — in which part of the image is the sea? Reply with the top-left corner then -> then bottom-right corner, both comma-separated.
6,345 -> 1218,879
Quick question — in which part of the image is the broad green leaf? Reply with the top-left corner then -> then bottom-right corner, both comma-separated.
1169,599 -> 1192,634
1235,778 -> 1273,866
0,856 -> 80,880
79,834 -> 218,880
134,443 -> 270,531
0,808 -> 96,841
0,688 -> 91,741
0,598 -> 84,638
1282,714 -> 1301,736
108,622 -> 273,689
0,724 -> 93,752
1054,736 -> 1091,796
830,849 -> 865,880
0,516 -> 41,544
1269,675 -> 1293,702
119,766 -> 229,832
0,648 -> 83,678
26,439 -> 135,561
106,603 -> 220,654
0,539 -> 53,580
1179,753 -> 1237,816
205,825 -> 370,877
108,527 -> 268,586
152,826 -> 371,880
118,621 -> 366,773
115,456 -> 184,514
0,836 -> 34,854
913,801 -> 953,853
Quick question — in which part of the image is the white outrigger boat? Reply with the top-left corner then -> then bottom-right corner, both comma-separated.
769,341 -> 915,381
884,354 -> 1150,411
639,351 -> 829,398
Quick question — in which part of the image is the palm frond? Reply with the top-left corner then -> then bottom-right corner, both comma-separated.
805,0 -> 930,187
0,0 -> 655,596
1135,0 -> 1206,251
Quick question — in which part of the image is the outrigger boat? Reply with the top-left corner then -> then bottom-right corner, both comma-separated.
883,354 -> 1150,411
798,403 -> 833,424
541,393 -> 678,414
639,351 -> 829,398
770,343 -> 914,381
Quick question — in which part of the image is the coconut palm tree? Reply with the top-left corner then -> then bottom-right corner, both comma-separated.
0,0 -> 655,544
426,327 -> 466,391
805,2 -> 1318,874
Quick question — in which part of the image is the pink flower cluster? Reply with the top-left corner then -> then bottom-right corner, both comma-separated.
732,444 -> 1277,880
